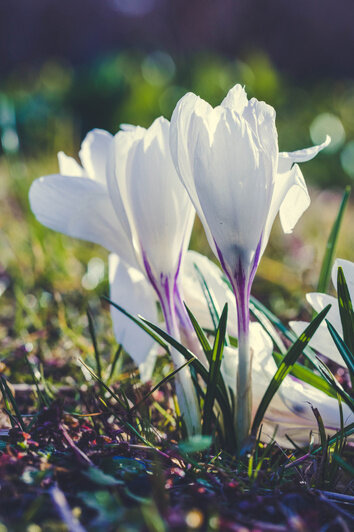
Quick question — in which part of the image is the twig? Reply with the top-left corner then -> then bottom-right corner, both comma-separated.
49,483 -> 87,532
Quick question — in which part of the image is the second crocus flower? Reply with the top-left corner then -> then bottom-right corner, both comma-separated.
169,84 -> 330,446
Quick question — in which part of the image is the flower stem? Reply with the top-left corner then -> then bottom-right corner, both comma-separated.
231,273 -> 252,451
158,278 -> 201,436
235,294 -> 252,449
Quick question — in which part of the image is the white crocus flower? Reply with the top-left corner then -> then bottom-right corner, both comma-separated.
170,83 -> 330,445
30,120 -> 203,436
290,258 -> 354,366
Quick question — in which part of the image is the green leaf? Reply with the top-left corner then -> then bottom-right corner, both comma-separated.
202,304 -> 228,435
179,435 -> 212,454
251,305 -> 331,438
317,186 -> 351,293
184,303 -> 212,357
332,453 -> 354,476
82,467 -> 123,486
311,406 -> 327,453
272,352 -> 337,398
316,358 -> 354,411
336,266 -> 354,357
326,320 -> 354,377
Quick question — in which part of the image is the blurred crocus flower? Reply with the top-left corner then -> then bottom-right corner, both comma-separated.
170,83 -> 330,444
30,120 -> 203,435
222,324 -> 353,447
290,258 -> 354,366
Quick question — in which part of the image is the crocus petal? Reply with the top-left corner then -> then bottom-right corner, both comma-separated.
29,175 -> 137,267
109,254 -> 158,366
192,107 -> 274,274
278,135 -> 331,174
332,258 -> 354,299
242,98 -> 278,164
182,250 -> 237,335
79,129 -> 113,185
57,152 -> 85,177
306,293 -> 342,332
126,117 -> 195,277
170,93 -> 216,252
278,165 -> 311,234
271,374 -> 353,446
262,164 -> 310,254
220,84 -> 248,113
289,320 -> 344,366
107,125 -> 146,254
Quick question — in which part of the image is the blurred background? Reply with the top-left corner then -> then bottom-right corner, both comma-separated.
0,0 -> 354,369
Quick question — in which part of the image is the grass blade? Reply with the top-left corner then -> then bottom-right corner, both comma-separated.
193,263 -> 220,333
0,376 -> 26,431
130,358 -> 194,413
87,306 -> 102,380
78,358 -> 127,412
202,304 -> 228,435
336,266 -> 354,357
317,186 -> 351,293
312,422 -> 354,455
184,303 -> 212,357
251,305 -> 331,438
107,344 -> 123,383
103,296 -> 168,350
326,320 -> 354,377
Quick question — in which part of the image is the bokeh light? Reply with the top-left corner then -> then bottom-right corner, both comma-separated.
142,51 -> 176,87
310,113 -> 345,153
340,140 -> 354,178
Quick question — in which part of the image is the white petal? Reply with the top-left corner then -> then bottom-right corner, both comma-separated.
332,258 -> 354,299
57,152 -> 85,177
306,293 -> 342,331
182,250 -> 237,335
109,254 -> 158,366
242,98 -> 278,162
127,116 -> 195,276
29,174 -> 137,266
278,165 -> 310,234
278,135 -> 331,174
107,126 -> 146,259
262,165 -> 310,255
79,129 -> 113,184
170,93 -> 216,253
289,320 -> 345,366
269,374 -> 353,446
220,84 -> 248,113
192,107 -> 274,274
